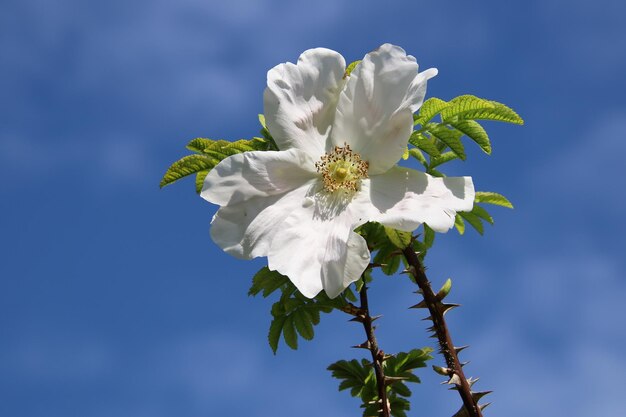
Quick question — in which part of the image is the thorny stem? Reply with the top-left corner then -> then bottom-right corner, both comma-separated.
402,247 -> 484,417
348,284 -> 390,417
360,285 -> 390,417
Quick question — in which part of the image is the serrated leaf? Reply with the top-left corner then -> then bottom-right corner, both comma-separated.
282,315 -> 298,349
441,95 -> 495,122
268,314 -> 286,354
383,226 -> 412,249
195,170 -> 208,194
460,211 -> 484,235
162,137 -> 271,190
415,97 -> 449,125
186,137 -> 214,153
429,151 -> 458,169
460,100 -> 524,125
450,119 -> 492,154
454,214 -> 465,235
475,191 -> 513,208
249,267 -> 289,297
408,148 -> 428,168
427,124 -> 466,160
293,309 -> 314,340
409,131 -> 441,157
381,254 -> 402,276
160,154 -> 217,188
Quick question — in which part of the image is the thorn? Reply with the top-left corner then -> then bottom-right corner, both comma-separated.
351,341 -> 371,350
421,315 -> 433,321
413,289 -> 424,295
349,315 -> 366,323
480,402 -> 492,411
467,377 -> 480,387
441,303 -> 460,315
460,361 -> 470,367
472,391 -> 493,401
400,268 -> 413,275
370,315 -> 382,322
409,300 -> 428,309
454,345 -> 469,354
382,354 -> 394,362
447,373 -> 462,386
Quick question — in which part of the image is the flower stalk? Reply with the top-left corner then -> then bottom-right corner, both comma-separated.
402,247 -> 484,417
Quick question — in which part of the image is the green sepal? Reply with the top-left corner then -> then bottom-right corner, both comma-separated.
344,60 -> 362,78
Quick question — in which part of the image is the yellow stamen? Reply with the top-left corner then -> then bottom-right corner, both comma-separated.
315,143 -> 369,194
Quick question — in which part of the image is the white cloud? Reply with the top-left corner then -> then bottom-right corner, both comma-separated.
531,111 -> 626,213
468,249 -> 626,417
1,335 -> 115,382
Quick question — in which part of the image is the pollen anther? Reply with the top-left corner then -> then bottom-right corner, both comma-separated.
315,143 -> 369,193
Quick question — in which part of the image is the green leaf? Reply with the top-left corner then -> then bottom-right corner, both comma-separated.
186,137 -> 214,153
423,224 -> 435,249
460,211 -> 484,235
160,154 -> 217,189
268,315 -> 286,354
475,191 -> 514,208
427,124 -> 466,160
414,97 -> 449,125
344,60 -> 362,78
195,170 -> 208,193
293,309 -> 314,340
282,315 -> 298,349
409,132 -> 441,157
258,113 -> 267,129
472,204 -> 494,225
162,137 -> 271,191
408,148 -> 428,168
450,119 -> 492,154
461,100 -> 524,124
429,151 -> 458,169
383,226 -> 412,249
441,95 -> 495,121
442,95 -> 524,125
454,214 -> 465,235
249,267 -> 290,297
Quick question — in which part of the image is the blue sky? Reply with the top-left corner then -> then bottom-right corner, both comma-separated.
1,0 -> 625,416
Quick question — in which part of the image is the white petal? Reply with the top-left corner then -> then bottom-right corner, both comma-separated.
367,167 -> 475,232
332,44 -> 438,174
267,193 -> 371,298
263,48 -> 346,157
201,149 -> 316,206
210,182 -> 315,259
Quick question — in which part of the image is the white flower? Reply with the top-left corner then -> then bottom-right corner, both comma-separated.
201,44 -> 474,298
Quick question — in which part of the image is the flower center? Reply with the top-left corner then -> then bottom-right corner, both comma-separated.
315,144 -> 369,193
